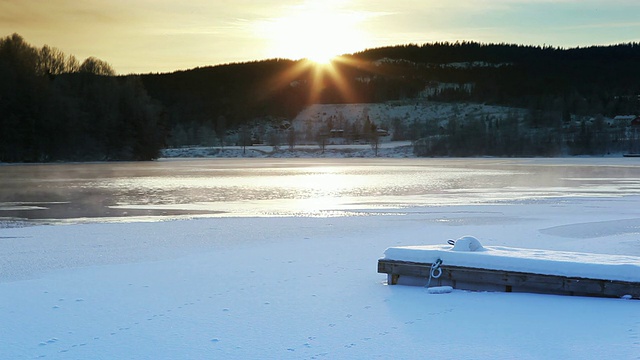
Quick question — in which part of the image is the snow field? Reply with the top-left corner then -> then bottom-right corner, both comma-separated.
1,198 -> 640,359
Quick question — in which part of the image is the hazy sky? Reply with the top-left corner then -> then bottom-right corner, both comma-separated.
2,0 -> 639,74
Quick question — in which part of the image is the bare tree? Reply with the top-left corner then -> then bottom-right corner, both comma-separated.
266,128 -> 280,150
370,126 -> 380,156
239,125 -> 251,155
79,57 -> 116,76
287,128 -> 296,150
316,125 -> 329,154
37,45 -> 79,76
216,115 -> 227,148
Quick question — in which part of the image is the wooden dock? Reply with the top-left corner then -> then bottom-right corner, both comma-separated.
379,236 -> 640,299
378,258 -> 640,299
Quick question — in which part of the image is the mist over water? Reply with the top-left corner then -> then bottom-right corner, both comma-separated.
2,158 -> 640,226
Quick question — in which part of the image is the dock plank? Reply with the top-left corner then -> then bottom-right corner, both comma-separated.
378,259 -> 640,299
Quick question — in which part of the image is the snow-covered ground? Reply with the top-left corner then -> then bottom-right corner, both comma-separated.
292,102 -> 523,133
161,141 -> 415,159
163,101 -> 528,158
2,193 -> 640,359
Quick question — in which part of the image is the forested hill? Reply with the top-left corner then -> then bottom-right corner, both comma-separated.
355,42 -> 640,108
142,41 -> 640,134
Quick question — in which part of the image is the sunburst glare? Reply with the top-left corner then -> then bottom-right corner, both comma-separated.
257,0 -> 369,63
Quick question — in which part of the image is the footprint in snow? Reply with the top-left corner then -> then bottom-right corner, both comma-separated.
42,293 -> 224,356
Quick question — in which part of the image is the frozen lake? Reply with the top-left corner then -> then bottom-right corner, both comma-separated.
2,157 -> 640,225
2,158 -> 640,359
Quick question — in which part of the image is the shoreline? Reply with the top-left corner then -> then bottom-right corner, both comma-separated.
160,141 -> 416,159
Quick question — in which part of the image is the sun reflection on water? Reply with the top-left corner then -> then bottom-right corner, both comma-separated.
5,158 -> 640,224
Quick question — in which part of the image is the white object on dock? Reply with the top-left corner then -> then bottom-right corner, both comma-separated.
426,286 -> 453,294
451,236 -> 485,252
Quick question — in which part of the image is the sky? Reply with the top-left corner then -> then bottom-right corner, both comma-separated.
1,0 -> 639,74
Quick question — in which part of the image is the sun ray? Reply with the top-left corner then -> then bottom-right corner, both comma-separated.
319,58 -> 358,104
263,55 -> 373,111
263,59 -> 312,96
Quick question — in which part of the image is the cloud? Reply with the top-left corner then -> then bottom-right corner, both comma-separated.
0,0 -> 130,27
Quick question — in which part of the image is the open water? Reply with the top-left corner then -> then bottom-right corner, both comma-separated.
2,157 -> 640,225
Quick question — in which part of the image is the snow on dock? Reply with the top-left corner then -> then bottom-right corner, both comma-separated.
378,236 -> 640,299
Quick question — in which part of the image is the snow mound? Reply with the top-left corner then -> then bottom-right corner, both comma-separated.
451,235 -> 485,252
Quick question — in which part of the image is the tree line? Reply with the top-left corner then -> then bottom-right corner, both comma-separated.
0,34 -> 165,162
411,110 -> 636,157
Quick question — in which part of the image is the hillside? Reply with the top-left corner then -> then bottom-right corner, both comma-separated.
292,102 -> 523,137
142,42 -> 640,157
142,42 -> 640,130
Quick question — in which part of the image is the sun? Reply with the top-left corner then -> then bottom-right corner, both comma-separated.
302,38 -> 341,65
257,1 -> 368,63
306,51 -> 336,66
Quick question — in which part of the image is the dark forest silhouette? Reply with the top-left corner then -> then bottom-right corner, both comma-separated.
1,34 -> 640,162
0,34 -> 165,162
